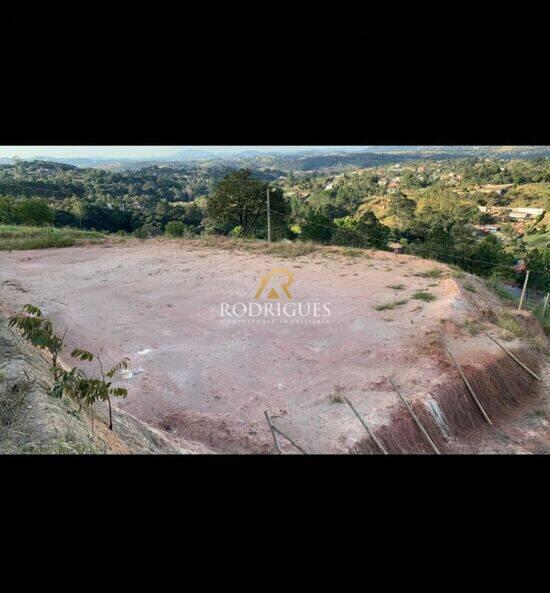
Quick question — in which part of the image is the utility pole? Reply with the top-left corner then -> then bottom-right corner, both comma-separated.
518,270 -> 530,311
266,185 -> 271,243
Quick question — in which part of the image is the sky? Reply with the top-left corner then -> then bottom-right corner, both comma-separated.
0,146 -> 364,159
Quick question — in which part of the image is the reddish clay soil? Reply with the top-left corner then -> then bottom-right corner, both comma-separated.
1,239 -> 548,453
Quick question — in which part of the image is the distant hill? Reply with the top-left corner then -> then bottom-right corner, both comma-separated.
2,146 -> 548,171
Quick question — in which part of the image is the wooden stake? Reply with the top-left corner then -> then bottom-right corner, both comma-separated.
271,424 -> 308,454
264,411 -> 281,454
343,397 -> 388,454
543,293 -> 549,317
518,270 -> 530,311
446,348 -> 493,425
389,379 -> 441,454
485,332 -> 542,381
266,185 -> 271,243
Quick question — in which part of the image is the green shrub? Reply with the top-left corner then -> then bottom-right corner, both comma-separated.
165,221 -> 186,237
412,291 -> 437,302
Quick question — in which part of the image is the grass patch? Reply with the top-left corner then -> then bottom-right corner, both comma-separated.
375,299 -> 408,311
532,304 -> 550,336
463,283 -> 477,293
486,278 -> 516,303
463,320 -> 486,335
387,283 -> 406,290
415,268 -> 444,279
0,225 -> 105,251
340,247 -> 364,258
184,236 -> 376,260
496,311 -> 525,338
329,386 -> 346,404
412,291 -> 437,302
0,380 -> 28,449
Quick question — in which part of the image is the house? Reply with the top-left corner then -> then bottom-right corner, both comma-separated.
509,207 -> 545,219
474,224 -> 501,235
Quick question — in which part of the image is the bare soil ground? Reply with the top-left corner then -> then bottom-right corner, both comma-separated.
1,238 -> 548,453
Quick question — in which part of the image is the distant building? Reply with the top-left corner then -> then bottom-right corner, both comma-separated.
510,207 -> 544,217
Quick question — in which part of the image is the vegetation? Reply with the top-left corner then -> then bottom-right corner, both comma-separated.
412,291 -> 437,302
7,305 -> 129,432
0,225 -> 104,250
0,155 -> 547,292
375,299 -> 408,311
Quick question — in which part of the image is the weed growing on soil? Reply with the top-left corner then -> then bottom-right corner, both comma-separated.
463,320 -> 487,335
375,299 -> 408,311
496,311 -> 524,338
412,291 -> 437,302
464,283 -> 477,293
387,284 -> 406,290
329,386 -> 346,404
415,268 -> 444,279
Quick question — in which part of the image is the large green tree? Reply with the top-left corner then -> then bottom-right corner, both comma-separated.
207,169 -> 288,237
388,191 -> 417,230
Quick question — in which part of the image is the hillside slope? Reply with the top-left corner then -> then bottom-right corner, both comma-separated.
0,315 -> 211,454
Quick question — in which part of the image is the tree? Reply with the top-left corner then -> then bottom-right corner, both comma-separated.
298,210 -> 334,243
525,248 -> 550,292
388,192 -> 417,230
9,304 -> 129,432
333,211 -> 389,249
206,169 -> 289,237
8,305 -> 66,379
70,349 -> 129,431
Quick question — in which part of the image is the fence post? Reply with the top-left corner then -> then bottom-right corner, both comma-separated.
518,270 -> 530,311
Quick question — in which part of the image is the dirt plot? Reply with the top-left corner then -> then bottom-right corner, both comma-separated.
1,239 -> 547,453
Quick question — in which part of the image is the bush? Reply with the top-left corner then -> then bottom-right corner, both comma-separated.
229,225 -> 243,238
165,221 -> 186,237
133,223 -> 161,239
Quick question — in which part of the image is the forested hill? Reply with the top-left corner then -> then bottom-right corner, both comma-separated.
2,146 -> 549,171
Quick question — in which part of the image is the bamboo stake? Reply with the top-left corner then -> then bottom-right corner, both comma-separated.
518,270 -> 530,311
264,411 -> 282,454
446,348 -> 493,425
271,425 -> 308,454
389,379 -> 441,454
485,332 -> 542,381
343,396 -> 388,454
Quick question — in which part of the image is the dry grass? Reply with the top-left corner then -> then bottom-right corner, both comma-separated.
172,236 -> 374,259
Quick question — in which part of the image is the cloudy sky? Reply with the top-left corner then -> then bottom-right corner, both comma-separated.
0,146 -> 360,159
